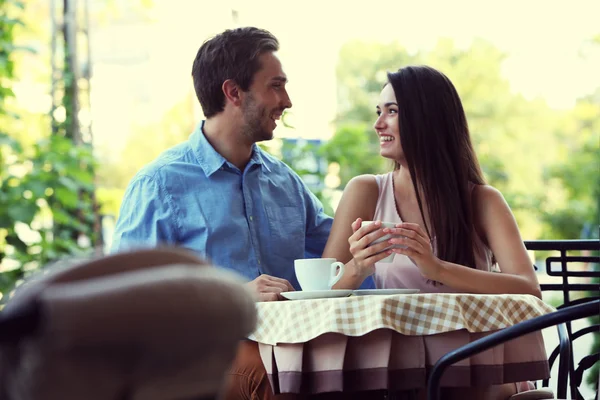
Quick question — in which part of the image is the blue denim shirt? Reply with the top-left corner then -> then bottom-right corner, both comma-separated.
111,121 -> 374,290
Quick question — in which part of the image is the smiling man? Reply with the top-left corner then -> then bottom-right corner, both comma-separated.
111,27 -> 375,399
111,27 -> 339,300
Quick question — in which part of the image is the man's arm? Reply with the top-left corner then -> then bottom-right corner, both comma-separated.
111,175 -> 180,253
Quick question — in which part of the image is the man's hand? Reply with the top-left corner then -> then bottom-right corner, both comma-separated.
246,274 -> 295,302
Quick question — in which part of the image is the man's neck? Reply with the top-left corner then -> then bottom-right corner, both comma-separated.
202,117 -> 254,171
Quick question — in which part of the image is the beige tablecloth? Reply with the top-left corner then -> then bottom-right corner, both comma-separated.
250,293 -> 555,394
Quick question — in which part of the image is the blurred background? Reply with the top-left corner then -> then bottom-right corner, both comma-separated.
0,0 -> 598,391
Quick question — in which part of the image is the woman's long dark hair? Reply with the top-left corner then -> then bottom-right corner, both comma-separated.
387,65 -> 486,269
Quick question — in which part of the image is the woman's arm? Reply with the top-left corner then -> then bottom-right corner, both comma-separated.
323,175 -> 378,262
458,185 -> 541,296
323,175 -> 390,289
388,185 -> 542,297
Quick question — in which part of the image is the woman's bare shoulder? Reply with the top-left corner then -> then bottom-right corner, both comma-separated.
468,184 -> 516,253
472,184 -> 508,209
471,184 -> 515,237
336,174 -> 380,218
343,174 -> 380,201
346,174 -> 379,190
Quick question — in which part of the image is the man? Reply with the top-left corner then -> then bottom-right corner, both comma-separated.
112,27 -> 336,301
112,27 -> 373,398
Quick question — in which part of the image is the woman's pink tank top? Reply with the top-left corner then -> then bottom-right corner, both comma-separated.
372,173 -> 495,292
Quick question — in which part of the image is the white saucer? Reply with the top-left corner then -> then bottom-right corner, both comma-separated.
281,290 -> 353,300
352,289 -> 420,296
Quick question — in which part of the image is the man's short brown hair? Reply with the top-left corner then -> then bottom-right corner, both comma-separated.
191,27 -> 279,118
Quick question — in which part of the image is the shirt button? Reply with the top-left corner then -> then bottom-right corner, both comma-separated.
257,259 -> 261,265
249,216 -> 253,221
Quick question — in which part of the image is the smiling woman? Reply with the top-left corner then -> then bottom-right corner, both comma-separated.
375,86 -> 402,159
325,65 -> 540,296
322,65 -> 544,399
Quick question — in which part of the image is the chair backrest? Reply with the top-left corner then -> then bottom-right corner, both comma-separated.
0,248 -> 257,400
427,300 -> 600,400
525,240 -> 599,400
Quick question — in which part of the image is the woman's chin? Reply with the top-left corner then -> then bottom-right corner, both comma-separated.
379,148 -> 400,160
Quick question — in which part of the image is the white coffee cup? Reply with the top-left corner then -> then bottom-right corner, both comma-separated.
294,258 -> 345,291
361,221 -> 406,263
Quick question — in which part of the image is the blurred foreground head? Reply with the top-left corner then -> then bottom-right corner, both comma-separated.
0,248 -> 257,400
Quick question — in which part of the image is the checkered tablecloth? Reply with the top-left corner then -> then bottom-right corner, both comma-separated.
249,293 -> 555,345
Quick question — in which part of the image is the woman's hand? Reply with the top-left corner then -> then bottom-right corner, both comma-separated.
387,222 -> 443,280
347,218 -> 395,279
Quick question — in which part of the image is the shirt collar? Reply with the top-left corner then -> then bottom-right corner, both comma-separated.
250,144 -> 272,173
190,121 -> 271,176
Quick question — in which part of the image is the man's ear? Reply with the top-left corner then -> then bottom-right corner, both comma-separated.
222,79 -> 242,107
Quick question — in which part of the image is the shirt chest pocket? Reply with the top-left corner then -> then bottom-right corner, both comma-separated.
265,205 -> 305,257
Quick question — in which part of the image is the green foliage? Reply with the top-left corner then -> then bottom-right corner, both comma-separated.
0,0 -> 21,109
281,139 -> 334,216
553,90 -> 600,389
541,90 -> 600,240
320,123 -> 387,187
0,0 -> 97,302
329,38 -> 577,240
0,135 -> 97,298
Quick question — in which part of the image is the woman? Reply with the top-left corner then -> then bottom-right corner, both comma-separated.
323,65 -> 543,400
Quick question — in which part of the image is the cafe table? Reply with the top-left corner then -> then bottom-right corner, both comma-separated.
248,292 -> 555,395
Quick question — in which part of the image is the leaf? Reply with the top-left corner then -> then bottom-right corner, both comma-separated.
57,175 -> 80,191
66,166 -> 94,186
0,268 -> 24,299
0,212 -> 12,228
4,110 -> 21,119
5,234 -> 28,253
54,187 -> 79,208
48,136 -> 73,155
6,0 -> 25,10
13,44 -> 36,54
83,212 -> 97,224
0,87 -> 15,99
6,202 -> 38,224
23,180 -> 47,198
52,207 -> 71,225
54,237 -> 86,255
0,133 -> 22,152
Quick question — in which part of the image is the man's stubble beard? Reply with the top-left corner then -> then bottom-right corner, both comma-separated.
241,93 -> 273,143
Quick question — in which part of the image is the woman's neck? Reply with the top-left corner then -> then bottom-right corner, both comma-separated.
393,166 -> 430,229
394,166 -> 417,202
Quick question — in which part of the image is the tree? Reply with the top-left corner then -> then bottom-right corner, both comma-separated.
327,38 -> 565,239
0,0 -> 96,302
320,123 -> 387,188
540,90 -> 599,240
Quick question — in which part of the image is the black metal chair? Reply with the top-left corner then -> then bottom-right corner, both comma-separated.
528,240 -> 600,399
427,299 -> 600,400
426,239 -> 599,400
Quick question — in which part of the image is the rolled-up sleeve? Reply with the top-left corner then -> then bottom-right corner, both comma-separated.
110,175 -> 179,253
